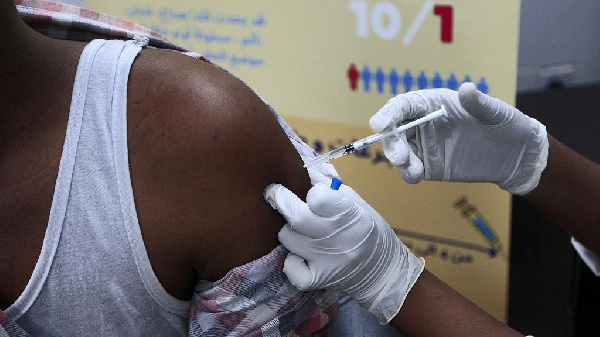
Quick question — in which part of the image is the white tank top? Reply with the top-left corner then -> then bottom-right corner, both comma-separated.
5,38 -> 190,336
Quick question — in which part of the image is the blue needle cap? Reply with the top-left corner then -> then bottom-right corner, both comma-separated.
330,177 -> 343,190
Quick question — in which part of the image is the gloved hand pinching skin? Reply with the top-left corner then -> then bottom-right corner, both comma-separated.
369,82 -> 549,195
264,169 -> 424,324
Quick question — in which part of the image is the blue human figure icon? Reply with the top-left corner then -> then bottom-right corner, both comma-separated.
463,74 -> 472,85
477,77 -> 489,94
362,65 -> 372,92
432,72 -> 444,88
447,73 -> 458,90
375,67 -> 385,94
389,68 -> 400,96
403,70 -> 414,93
313,140 -> 323,154
417,71 -> 428,90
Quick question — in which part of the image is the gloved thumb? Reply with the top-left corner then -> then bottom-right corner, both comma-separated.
283,253 -> 315,290
306,183 -> 357,218
459,82 -> 513,127
307,166 -> 332,185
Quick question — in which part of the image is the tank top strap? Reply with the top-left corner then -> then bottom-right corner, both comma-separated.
108,37 -> 190,314
5,39 -> 107,320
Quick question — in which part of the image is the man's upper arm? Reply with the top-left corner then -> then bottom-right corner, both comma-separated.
127,49 -> 311,289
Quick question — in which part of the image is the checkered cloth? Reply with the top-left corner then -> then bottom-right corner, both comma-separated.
1,1 -> 339,336
190,246 -> 339,336
0,311 -> 28,337
17,0 -> 179,50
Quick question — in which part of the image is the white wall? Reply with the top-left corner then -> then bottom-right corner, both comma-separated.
518,0 -> 600,92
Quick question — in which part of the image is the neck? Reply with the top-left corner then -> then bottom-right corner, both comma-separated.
0,0 -> 49,75
0,0 -> 86,140
0,0 -> 53,99
0,0 -> 58,145
0,0 -> 29,46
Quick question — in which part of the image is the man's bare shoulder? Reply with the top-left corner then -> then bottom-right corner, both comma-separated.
126,48 -> 310,297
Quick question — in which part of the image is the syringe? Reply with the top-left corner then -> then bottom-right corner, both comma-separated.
304,105 -> 447,168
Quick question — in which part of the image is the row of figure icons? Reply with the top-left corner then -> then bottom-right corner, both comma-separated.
347,63 -> 490,95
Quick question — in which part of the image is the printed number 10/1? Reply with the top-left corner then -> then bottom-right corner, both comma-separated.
349,1 -> 453,45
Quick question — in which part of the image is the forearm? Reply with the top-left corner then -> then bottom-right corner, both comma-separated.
525,136 -> 600,256
390,269 -> 523,336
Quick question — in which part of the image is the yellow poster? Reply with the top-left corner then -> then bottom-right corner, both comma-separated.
88,0 -> 521,321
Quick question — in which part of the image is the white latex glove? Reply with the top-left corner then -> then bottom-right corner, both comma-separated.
264,170 -> 424,324
369,82 -> 549,195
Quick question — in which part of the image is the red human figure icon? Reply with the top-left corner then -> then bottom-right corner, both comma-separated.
347,63 -> 360,91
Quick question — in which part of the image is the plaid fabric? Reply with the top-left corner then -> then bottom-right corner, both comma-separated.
2,1 -> 339,336
0,311 -> 28,337
15,0 -> 211,63
190,246 -> 339,336
17,0 -> 177,50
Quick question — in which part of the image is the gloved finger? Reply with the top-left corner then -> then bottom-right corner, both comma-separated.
307,166 -> 332,185
267,183 -> 357,239
400,150 -> 425,184
405,127 -> 422,160
369,93 -> 428,133
381,135 -> 411,167
458,82 -> 515,127
306,183 -> 357,218
382,137 -> 424,184
264,184 -> 320,229
404,126 -> 417,141
278,224 -> 314,256
283,253 -> 315,291
407,140 -> 420,160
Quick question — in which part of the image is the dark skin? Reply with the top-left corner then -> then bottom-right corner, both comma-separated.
524,136 -> 600,256
0,0 -> 310,308
387,136 -> 600,336
391,269 -> 523,336
127,49 -> 310,297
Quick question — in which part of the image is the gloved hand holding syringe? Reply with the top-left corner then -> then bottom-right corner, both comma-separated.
304,105 -> 447,168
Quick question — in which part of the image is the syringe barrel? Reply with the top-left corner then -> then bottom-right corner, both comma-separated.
351,132 -> 387,151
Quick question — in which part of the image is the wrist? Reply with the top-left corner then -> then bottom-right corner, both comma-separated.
366,243 -> 425,324
499,119 -> 549,195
